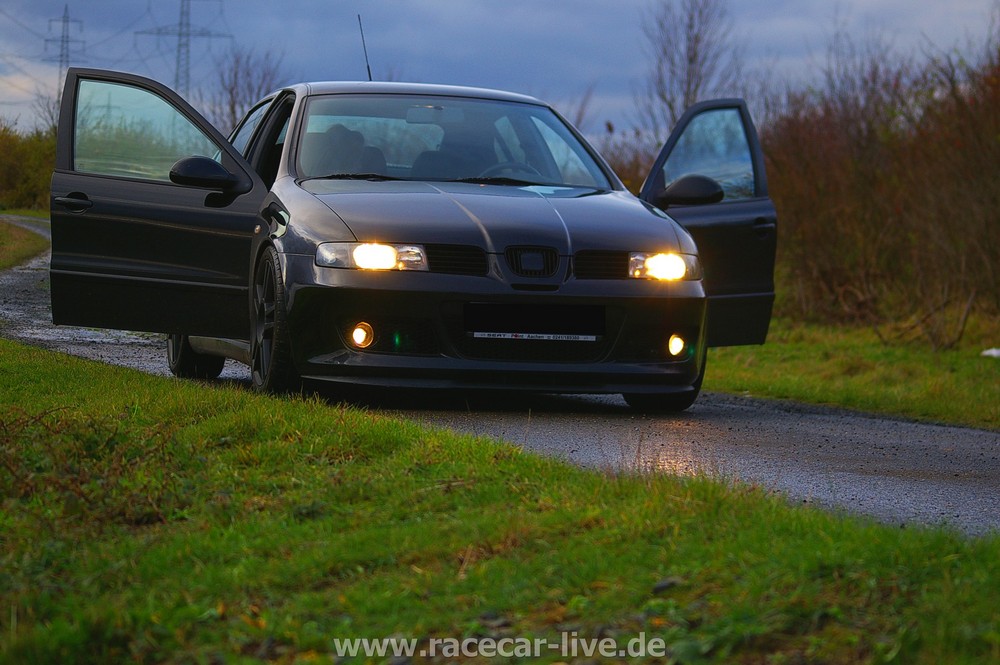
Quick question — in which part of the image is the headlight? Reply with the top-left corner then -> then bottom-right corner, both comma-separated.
316,242 -> 428,271
628,252 -> 701,281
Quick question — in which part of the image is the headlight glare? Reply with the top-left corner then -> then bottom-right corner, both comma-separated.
628,252 -> 701,281
353,243 -> 399,270
351,322 -> 375,348
316,242 -> 428,271
668,334 -> 686,357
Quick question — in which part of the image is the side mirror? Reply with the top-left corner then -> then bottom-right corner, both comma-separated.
654,174 -> 725,209
169,156 -> 241,190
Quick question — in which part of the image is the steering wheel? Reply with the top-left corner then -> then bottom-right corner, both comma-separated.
478,161 -> 543,178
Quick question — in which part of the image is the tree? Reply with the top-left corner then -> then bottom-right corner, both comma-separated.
31,91 -> 60,134
637,0 -> 744,139
199,45 -> 289,134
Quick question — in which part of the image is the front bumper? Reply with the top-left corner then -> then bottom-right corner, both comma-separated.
281,253 -> 708,394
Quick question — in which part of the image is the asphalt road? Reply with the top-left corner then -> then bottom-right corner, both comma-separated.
3,215 -> 998,536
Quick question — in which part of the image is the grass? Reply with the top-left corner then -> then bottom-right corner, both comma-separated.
0,217 -> 998,661
707,317 -> 1000,431
0,218 -> 48,271
0,209 -> 48,220
1,338 -> 999,663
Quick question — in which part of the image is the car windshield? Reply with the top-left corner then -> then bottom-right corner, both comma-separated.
297,93 -> 612,189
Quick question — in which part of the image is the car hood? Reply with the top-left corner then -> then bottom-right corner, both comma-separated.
299,180 -> 683,254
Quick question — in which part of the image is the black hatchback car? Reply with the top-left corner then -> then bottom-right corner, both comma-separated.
50,68 -> 776,411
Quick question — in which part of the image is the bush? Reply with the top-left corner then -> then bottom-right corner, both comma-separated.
0,119 -> 55,211
762,32 -> 999,347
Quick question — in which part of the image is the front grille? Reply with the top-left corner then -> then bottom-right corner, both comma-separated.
425,244 -> 488,276
574,250 -> 628,279
505,246 -> 559,277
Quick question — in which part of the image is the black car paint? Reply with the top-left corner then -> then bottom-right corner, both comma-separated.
49,68 -> 774,402
639,99 -> 777,346
51,69 -> 263,338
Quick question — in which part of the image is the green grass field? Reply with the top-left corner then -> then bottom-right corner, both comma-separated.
1,339 -> 999,663
0,217 -> 48,271
2,215 -> 999,661
707,316 -> 999,430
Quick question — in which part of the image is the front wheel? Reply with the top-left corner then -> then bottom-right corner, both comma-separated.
166,334 -> 225,379
250,246 -> 300,393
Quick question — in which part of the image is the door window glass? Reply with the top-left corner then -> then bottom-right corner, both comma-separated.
230,101 -> 270,157
661,108 -> 755,200
74,79 -> 219,181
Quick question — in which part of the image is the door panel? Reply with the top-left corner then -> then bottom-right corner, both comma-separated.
640,99 -> 776,347
50,68 -> 266,339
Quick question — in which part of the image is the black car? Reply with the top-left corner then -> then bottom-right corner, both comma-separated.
50,68 -> 776,411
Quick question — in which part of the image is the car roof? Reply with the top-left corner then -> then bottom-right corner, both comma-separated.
286,80 -> 547,106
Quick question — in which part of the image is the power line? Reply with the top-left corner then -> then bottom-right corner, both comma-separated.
135,0 -> 231,96
0,54 -> 41,96
86,8 -> 151,52
0,7 -> 47,40
45,5 -> 85,92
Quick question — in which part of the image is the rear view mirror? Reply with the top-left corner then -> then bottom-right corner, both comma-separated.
654,174 -> 724,209
169,156 -> 241,190
406,105 -> 465,124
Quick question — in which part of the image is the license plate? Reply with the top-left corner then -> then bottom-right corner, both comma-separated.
464,303 -> 604,341
471,331 -> 598,342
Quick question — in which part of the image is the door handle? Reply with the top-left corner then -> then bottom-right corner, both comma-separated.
53,195 -> 93,212
752,216 -> 775,237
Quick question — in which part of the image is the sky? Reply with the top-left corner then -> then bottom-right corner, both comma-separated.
1,0 -> 997,133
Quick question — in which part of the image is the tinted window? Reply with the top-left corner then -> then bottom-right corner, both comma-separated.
73,80 -> 218,181
230,100 -> 270,157
297,93 -> 611,189
530,117 -> 603,187
660,108 -> 755,200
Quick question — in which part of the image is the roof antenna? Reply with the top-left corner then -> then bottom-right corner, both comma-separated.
357,14 -> 373,81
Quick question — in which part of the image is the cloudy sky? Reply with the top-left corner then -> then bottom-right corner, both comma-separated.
1,0 -> 997,132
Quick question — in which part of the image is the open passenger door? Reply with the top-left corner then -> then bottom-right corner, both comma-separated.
639,99 -> 777,346
50,68 -> 266,339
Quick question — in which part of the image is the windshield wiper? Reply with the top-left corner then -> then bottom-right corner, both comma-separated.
450,176 -> 543,186
308,172 -> 402,182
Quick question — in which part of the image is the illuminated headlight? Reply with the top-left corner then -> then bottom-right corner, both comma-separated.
628,252 -> 701,281
316,243 -> 428,271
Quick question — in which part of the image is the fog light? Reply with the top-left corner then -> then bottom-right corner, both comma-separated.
668,334 -> 686,357
351,322 -> 375,348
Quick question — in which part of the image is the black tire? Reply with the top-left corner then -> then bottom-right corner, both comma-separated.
250,246 -> 300,393
166,334 -> 226,379
624,352 -> 706,413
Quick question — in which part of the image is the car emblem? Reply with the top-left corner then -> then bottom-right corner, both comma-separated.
505,246 -> 558,277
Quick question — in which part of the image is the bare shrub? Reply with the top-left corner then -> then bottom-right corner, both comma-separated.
637,0 -> 745,140
597,122 -> 659,194
196,45 -> 290,134
761,25 -> 999,348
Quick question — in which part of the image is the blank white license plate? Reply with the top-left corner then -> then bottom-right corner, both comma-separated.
471,332 -> 598,342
